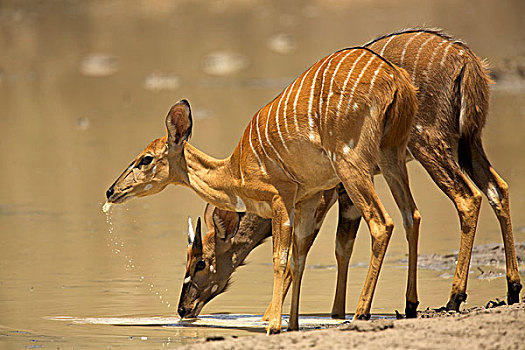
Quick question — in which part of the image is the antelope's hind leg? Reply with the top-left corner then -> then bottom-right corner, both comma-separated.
332,163 -> 394,320
408,136 -> 482,311
377,146 -> 421,318
331,185 -> 361,319
466,137 -> 522,304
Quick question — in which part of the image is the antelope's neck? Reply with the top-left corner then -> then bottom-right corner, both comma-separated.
183,143 -> 243,211
230,214 -> 272,267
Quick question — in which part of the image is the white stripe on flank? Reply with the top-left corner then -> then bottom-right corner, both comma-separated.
255,111 -> 273,165
400,32 -> 423,66
336,50 -> 367,118
248,118 -> 267,175
239,133 -> 244,184
265,104 -> 287,166
324,51 -> 353,125
344,54 -> 376,116
367,61 -> 385,95
379,35 -> 397,56
411,35 -> 435,83
423,40 -> 447,78
275,87 -> 290,152
319,52 -> 343,125
308,54 -> 335,141
265,103 -> 273,147
440,42 -> 454,66
283,78 -> 299,135
293,71 -> 311,133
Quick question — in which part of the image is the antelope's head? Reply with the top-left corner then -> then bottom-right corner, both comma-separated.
105,99 -> 193,204
177,205 -> 241,319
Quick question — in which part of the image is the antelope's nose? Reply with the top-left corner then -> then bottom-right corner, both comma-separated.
178,306 -> 187,318
106,186 -> 114,200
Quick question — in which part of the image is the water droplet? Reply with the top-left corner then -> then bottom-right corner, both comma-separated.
102,202 -> 112,214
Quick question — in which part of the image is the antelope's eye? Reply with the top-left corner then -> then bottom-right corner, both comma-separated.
195,260 -> 206,271
140,155 -> 153,166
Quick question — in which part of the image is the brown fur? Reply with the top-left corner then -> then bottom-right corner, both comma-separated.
176,29 -> 520,320
105,47 -> 419,333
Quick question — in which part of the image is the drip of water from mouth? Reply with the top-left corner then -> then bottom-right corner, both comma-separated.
102,201 -> 112,214
102,203 -> 173,310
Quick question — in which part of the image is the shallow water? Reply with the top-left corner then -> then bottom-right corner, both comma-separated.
1,0 -> 525,348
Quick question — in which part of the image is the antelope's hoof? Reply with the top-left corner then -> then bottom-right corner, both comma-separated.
355,313 -> 371,321
266,324 -> 281,335
446,293 -> 467,312
286,323 -> 299,332
405,300 -> 419,318
331,313 -> 346,320
507,281 -> 522,305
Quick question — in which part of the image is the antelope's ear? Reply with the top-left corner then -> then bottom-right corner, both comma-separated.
203,203 -> 216,232
166,99 -> 192,149
212,208 -> 240,241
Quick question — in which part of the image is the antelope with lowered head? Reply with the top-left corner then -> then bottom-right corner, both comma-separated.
105,47 -> 419,333
179,206 -> 270,319
176,28 -> 522,321
178,192 -> 337,319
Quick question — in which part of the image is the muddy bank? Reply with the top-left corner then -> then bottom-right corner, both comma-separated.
179,302 -> 524,350
400,242 -> 525,278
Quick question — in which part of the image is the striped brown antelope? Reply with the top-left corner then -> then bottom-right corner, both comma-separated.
262,29 -> 522,319
362,28 -> 521,312
280,28 -> 522,317
105,47 -> 419,333
176,29 -> 522,321
178,194 -> 335,319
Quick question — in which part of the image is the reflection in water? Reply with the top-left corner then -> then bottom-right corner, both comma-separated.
1,0 -> 524,348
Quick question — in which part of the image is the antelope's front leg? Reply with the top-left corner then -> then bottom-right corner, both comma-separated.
288,193 -> 322,331
267,194 -> 296,335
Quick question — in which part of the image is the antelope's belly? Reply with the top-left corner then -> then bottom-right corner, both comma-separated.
286,144 -> 339,190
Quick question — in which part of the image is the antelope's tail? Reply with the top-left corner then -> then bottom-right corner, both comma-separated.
381,65 -> 418,148
457,53 -> 491,175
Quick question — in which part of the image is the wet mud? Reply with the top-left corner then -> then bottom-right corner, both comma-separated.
400,242 -> 525,278
181,302 -> 525,350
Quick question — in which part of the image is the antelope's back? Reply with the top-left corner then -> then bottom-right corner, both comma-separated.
234,48 -> 415,184
365,29 -> 491,137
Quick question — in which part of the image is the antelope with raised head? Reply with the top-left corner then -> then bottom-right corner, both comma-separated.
176,29 -> 522,320
105,47 -> 419,333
